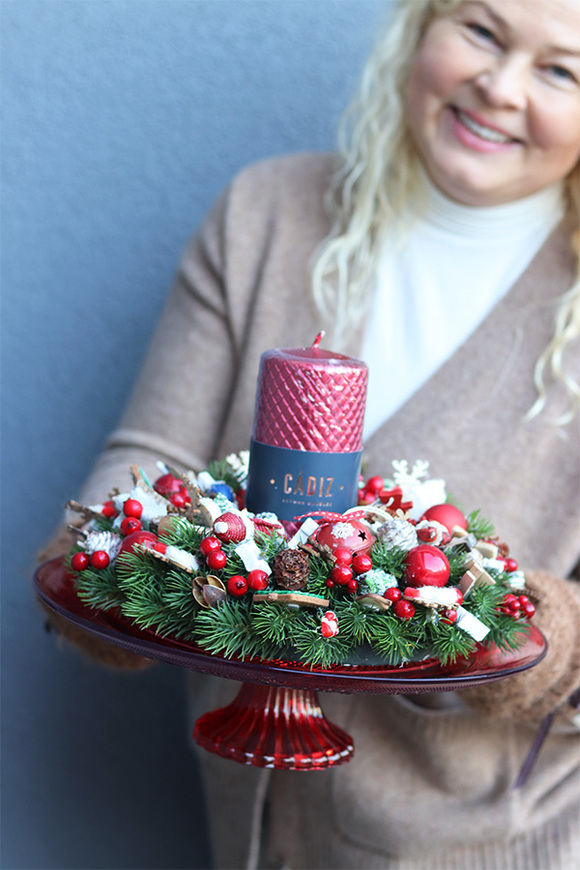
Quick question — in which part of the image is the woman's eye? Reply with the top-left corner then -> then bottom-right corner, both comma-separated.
466,22 -> 497,43
546,64 -> 577,84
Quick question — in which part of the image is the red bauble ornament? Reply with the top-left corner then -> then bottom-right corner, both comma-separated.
120,516 -> 141,535
247,569 -> 269,591
90,550 -> 110,570
315,519 -> 375,556
352,553 -> 373,574
226,575 -> 248,597
153,473 -> 183,497
199,536 -> 222,556
393,599 -> 415,619
119,530 -> 159,556
404,545 -> 450,587
421,504 -> 467,533
71,552 -> 90,572
206,550 -> 227,571
123,498 -> 143,519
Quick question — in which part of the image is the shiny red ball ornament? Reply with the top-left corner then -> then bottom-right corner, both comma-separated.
246,569 -> 269,591
352,553 -> 373,574
393,599 -> 415,619
90,550 -> 110,570
315,519 -> 375,556
71,551 -> 90,572
206,550 -> 227,571
120,516 -> 141,535
119,530 -> 159,556
199,536 -> 222,556
404,545 -> 450,587
153,473 -> 183,497
226,575 -> 248,597
421,503 -> 467,534
123,498 -> 143,519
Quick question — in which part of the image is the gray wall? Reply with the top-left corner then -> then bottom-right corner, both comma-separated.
1,2 -> 389,867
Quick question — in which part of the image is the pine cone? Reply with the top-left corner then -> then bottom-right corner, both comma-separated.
273,549 -> 310,591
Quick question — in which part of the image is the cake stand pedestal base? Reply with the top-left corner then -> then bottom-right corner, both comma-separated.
193,682 -> 354,770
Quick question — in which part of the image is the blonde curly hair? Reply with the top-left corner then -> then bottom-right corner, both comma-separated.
312,0 -> 580,423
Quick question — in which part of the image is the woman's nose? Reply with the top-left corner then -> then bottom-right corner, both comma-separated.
474,55 -> 529,110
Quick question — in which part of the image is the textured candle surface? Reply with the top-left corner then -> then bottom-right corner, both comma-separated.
246,343 -> 368,521
252,347 -> 368,453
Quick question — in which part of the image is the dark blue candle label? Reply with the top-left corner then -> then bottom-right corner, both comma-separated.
245,438 -> 362,521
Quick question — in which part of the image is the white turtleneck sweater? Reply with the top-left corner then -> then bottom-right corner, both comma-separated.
361,180 -> 564,440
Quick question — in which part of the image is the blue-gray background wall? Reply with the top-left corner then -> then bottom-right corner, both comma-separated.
1,2 -> 389,867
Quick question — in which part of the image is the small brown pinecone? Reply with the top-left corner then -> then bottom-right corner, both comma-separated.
273,549 -> 310,591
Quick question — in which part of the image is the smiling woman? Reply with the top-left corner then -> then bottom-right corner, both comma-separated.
405,0 -> 580,205
38,1 -> 580,868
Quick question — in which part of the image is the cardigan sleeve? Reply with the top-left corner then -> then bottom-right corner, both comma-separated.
460,569 -> 580,725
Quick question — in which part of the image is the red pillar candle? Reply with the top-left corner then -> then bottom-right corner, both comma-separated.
245,334 -> 368,521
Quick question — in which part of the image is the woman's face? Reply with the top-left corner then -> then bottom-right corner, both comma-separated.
405,0 -> 580,205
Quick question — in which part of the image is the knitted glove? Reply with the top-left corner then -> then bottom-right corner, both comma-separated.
460,569 -> 580,724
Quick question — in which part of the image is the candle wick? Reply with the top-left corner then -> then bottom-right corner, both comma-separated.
312,331 -> 325,350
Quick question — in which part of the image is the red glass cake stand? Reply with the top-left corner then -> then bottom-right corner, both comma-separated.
35,558 -> 548,771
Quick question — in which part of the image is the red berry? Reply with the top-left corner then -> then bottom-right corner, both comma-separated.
393,600 -> 415,619
326,579 -> 335,588
361,491 -> 377,504
384,587 -> 402,602
101,500 -> 118,518
206,550 -> 227,571
331,565 -> 353,586
441,608 -> 458,625
169,491 -> 188,509
365,475 -> 384,495
71,551 -> 90,572
120,516 -> 141,535
504,558 -> 519,572
352,553 -> 373,574
90,550 -> 110,570
123,498 -> 143,519
333,547 -> 353,566
246,569 -> 269,591
346,579 -> 359,594
226,575 -> 248,597
199,536 -> 222,556
521,601 -> 536,619
518,594 -> 530,605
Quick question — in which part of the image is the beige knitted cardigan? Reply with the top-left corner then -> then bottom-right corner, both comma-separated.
59,153 -> 579,869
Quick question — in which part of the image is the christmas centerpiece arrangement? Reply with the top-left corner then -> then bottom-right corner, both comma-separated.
64,455 -> 535,669
62,336 -> 535,670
